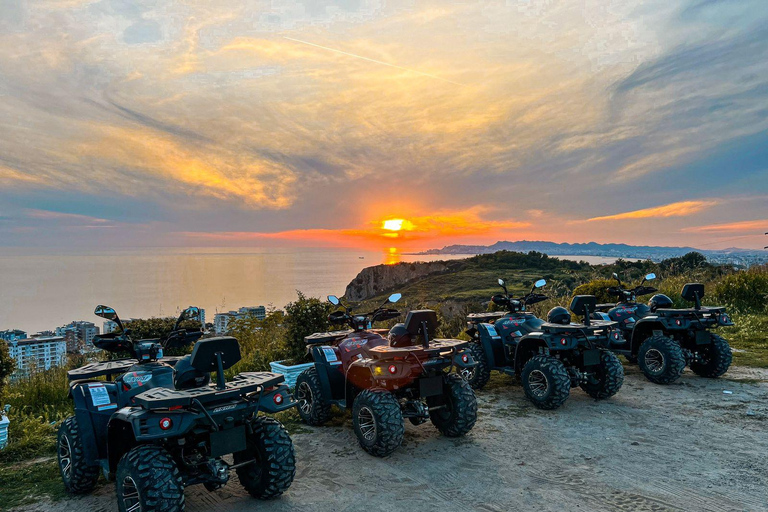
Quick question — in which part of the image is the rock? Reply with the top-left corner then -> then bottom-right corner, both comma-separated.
344,261 -> 453,301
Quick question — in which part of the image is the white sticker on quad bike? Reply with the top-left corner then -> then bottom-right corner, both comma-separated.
485,325 -> 500,337
321,346 -> 339,362
88,383 -> 111,407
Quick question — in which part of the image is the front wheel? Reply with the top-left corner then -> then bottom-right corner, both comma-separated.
116,445 -> 184,512
428,373 -> 477,437
461,343 -> 491,390
352,389 -> 404,457
57,416 -> 100,494
294,367 -> 332,426
580,350 -> 624,399
637,335 -> 685,385
690,334 -> 732,378
521,355 -> 571,410
234,416 -> 296,499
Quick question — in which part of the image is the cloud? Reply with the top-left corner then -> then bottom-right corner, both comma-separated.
0,0 -> 766,248
181,207 -> 532,249
584,200 -> 719,222
682,219 -> 768,234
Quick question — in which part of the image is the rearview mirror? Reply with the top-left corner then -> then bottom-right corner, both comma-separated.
645,273 -> 656,281
181,306 -> 200,321
94,305 -> 118,321
497,278 -> 505,287
388,293 -> 402,304
327,295 -> 340,305
95,305 -> 123,332
612,273 -> 619,281
534,279 -> 546,288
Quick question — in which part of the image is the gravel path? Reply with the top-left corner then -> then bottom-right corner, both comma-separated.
16,366 -> 768,512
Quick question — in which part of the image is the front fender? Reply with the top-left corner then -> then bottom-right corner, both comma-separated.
476,323 -> 501,368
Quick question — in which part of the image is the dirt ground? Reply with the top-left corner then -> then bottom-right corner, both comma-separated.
16,366 -> 768,512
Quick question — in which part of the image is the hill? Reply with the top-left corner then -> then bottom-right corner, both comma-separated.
415,240 -> 768,266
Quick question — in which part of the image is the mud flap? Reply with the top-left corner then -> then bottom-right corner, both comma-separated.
695,331 -> 711,345
582,349 -> 601,367
210,425 -> 246,457
419,376 -> 444,397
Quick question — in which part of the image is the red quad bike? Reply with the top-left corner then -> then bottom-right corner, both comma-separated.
294,293 -> 478,457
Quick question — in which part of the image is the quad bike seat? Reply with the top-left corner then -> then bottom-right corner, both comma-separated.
133,372 -> 285,409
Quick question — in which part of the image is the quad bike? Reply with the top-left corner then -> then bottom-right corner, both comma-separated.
463,278 -> 549,390
466,279 -> 625,410
58,305 -> 296,511
594,273 -> 733,384
294,293 -> 478,457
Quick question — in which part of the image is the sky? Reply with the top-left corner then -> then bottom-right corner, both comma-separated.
0,0 -> 766,252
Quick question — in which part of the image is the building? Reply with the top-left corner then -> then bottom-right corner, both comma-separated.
6,336 -> 67,379
213,306 -> 266,335
0,329 -> 27,342
55,321 -> 100,353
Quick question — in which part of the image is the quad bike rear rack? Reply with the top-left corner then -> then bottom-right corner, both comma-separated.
67,356 -> 184,381
133,372 -> 285,409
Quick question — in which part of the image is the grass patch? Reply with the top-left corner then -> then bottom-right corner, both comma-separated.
0,458 -> 68,511
722,313 -> 768,368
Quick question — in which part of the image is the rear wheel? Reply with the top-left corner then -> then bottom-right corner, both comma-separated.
57,416 -> 100,494
581,350 -> 624,399
295,367 -> 332,426
690,334 -> 732,378
352,389 -> 404,457
429,374 -> 477,437
637,335 -> 685,385
234,416 -> 296,499
521,355 -> 570,410
116,445 -> 184,512
461,343 -> 491,390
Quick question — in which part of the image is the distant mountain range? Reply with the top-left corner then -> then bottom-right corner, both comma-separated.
415,240 -> 767,265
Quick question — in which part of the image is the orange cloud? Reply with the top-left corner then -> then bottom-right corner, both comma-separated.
682,219 -> 768,234
0,166 -> 41,185
181,208 -> 531,249
584,200 -> 718,222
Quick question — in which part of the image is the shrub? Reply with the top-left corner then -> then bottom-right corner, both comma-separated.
227,309 -> 289,374
571,279 -> 615,304
711,266 -> 768,314
0,341 -> 15,393
283,292 -> 332,363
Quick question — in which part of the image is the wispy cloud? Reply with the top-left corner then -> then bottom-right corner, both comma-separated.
682,219 -> 768,234
584,200 -> 719,222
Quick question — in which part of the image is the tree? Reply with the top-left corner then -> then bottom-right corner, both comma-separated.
283,292 -> 332,363
0,341 -> 16,392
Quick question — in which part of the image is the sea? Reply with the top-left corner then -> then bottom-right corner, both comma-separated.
0,247 -> 630,334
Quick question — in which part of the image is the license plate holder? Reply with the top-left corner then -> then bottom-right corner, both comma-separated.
419,376 -> 443,397
695,331 -> 711,345
582,349 -> 601,367
210,425 -> 246,457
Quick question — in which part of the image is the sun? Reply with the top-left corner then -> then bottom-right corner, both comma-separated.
382,219 -> 405,231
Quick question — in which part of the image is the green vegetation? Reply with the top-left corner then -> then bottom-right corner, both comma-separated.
0,340 -> 15,393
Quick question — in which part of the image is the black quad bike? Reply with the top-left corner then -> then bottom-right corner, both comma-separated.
594,273 -> 733,384
466,279 -> 625,410
58,305 -> 296,511
294,293 -> 478,457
